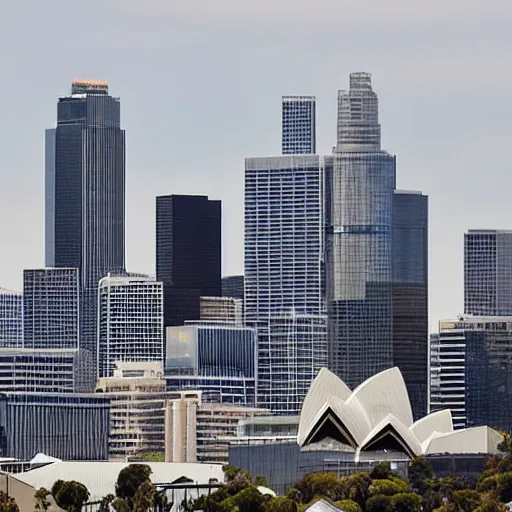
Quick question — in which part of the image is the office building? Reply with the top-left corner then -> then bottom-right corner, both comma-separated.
245,154 -> 327,414
326,72 -> 396,389
0,289 -> 22,348
156,195 -> 221,327
165,324 -> 256,405
282,96 -> 316,154
23,268 -> 79,350
46,79 -> 126,391
0,392 -> 110,460
0,348 -> 76,393
392,191 -> 428,419
430,316 -> 512,433
97,274 -> 164,378
221,275 -> 244,300
464,230 -> 512,316
200,296 -> 243,324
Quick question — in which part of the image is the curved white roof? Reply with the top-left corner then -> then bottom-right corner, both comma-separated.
299,367 -> 503,457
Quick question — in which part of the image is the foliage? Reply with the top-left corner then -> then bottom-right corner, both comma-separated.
223,464 -> 255,494
370,462 -> 392,480
115,464 -> 152,506
389,492 -> 423,512
99,494 -> 115,512
334,498 -> 362,512
340,472 -> 372,508
265,496 -> 298,512
133,480 -> 156,512
474,494 -> 508,512
34,488 -> 50,511
366,494 -> 393,512
112,497 -> 130,512
408,457 -> 434,494
0,492 -> 19,512
498,435 -> 512,454
451,489 -> 482,512
369,478 -> 408,496
51,480 -> 90,512
293,473 -> 344,504
137,451 -> 165,462
496,472 -> 512,503
231,486 -> 270,512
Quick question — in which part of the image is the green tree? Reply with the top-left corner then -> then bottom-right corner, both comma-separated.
371,462 -> 392,480
138,452 -> 165,462
369,479 -> 408,496
366,494 -> 392,512
112,498 -> 130,512
451,489 -> 482,512
408,457 -> 434,494
474,494 -> 508,512
34,488 -> 50,511
340,473 -> 372,508
115,464 -> 152,507
390,492 -> 423,512
0,492 -> 19,512
51,480 -> 90,512
231,486 -> 269,512
496,472 -> 512,503
498,434 -> 512,454
334,499 -> 362,512
293,473 -> 344,504
265,496 -> 298,512
222,464 -> 254,495
133,480 -> 156,512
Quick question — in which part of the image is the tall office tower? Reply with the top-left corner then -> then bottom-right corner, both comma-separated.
23,268 -> 79,350
222,275 -> 245,318
430,316 -> 512,432
392,191 -> 428,420
200,296 -> 243,324
464,230 -> 512,316
0,289 -> 22,348
45,79 -> 125,391
282,96 -> 316,155
326,72 -> 396,388
245,155 -> 327,414
97,274 -> 164,378
156,195 -> 221,327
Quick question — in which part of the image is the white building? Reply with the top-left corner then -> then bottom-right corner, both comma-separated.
97,274 -> 164,378
0,288 -> 22,348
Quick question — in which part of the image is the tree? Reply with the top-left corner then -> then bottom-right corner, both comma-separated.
133,480 -> 156,512
371,462 -> 392,480
340,473 -> 372,508
390,492 -> 423,512
293,473 -> 344,504
451,489 -> 482,512
232,486 -> 269,512
138,452 -> 165,463
474,494 -> 508,512
496,472 -> 512,503
369,479 -> 408,496
34,488 -> 51,511
222,464 -> 254,495
115,464 -> 153,506
51,481 -> 90,512
334,499 -> 362,512
0,492 -> 19,512
112,498 -> 130,512
366,494 -> 392,512
265,496 -> 298,512
409,457 -> 434,494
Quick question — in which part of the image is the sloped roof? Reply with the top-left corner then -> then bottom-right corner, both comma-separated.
305,499 -> 342,512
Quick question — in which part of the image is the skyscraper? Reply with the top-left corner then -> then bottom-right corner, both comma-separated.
156,195 -> 221,327
23,268 -> 79,350
326,72 -> 396,388
464,230 -> 512,316
0,289 -> 22,348
245,155 -> 327,414
45,79 -> 126,391
392,191 -> 428,419
282,96 -> 316,155
97,274 -> 164,378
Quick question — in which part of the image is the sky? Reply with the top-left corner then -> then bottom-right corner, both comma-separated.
1,1 -> 512,331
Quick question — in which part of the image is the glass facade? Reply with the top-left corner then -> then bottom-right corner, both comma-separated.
46,80 -> 126,392
282,96 -> 316,155
97,274 -> 164,378
464,230 -> 512,316
245,155 -> 327,414
0,289 -> 22,349
23,268 -> 79,350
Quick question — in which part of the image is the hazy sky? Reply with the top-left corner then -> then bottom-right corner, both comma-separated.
1,1 -> 511,330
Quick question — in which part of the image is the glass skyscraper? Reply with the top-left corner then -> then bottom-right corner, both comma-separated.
282,96 -> 316,155
0,289 -> 22,348
45,79 -> 126,391
245,155 -> 327,414
326,73 -> 396,388
464,230 -> 512,316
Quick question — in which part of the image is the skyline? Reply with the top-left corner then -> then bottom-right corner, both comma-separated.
1,2 -> 512,332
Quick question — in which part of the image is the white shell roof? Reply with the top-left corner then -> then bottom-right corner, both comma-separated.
299,367 -> 503,457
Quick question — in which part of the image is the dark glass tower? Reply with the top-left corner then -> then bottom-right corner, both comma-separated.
45,79 -> 126,391
392,191 -> 428,420
156,195 -> 221,327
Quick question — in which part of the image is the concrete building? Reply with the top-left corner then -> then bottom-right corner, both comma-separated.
200,296 -> 243,324
97,274 -> 164,378
165,324 -> 256,405
0,288 -> 22,348
282,96 -> 316,155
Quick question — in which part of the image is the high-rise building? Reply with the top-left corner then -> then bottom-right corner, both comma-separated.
392,191 -> 429,419
222,276 -> 245,319
165,324 -> 257,405
23,268 -> 79,350
282,96 -> 316,155
97,274 -> 164,378
156,195 -> 221,327
200,296 -> 243,324
464,230 -> 512,316
245,155 -> 327,414
326,72 -> 396,389
0,289 -> 22,348
430,316 -> 512,433
46,79 -> 126,391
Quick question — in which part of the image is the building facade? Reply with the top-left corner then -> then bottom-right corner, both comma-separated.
282,96 -> 316,155
392,191 -> 428,419
23,268 -> 79,350
165,324 -> 256,405
0,392 -> 110,460
156,195 -> 221,327
464,230 -> 512,316
97,274 -> 164,378
200,296 -> 243,324
245,154 -> 327,414
326,72 -> 396,389
221,276 -> 244,301
430,316 -> 512,433
0,289 -> 22,348
46,79 -> 126,391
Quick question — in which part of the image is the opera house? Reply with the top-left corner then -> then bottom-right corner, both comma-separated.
229,367 -> 503,493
